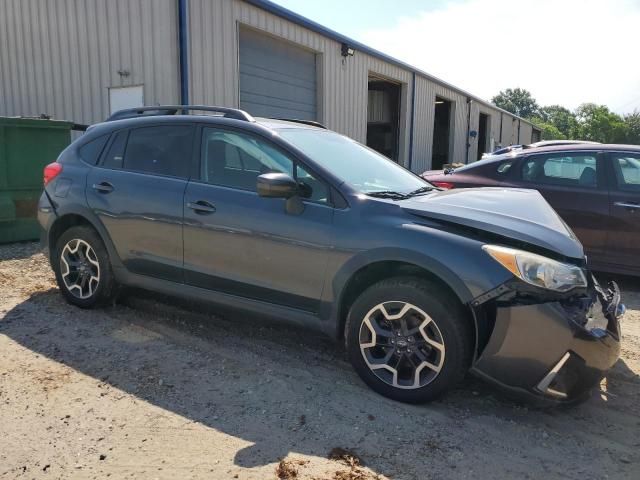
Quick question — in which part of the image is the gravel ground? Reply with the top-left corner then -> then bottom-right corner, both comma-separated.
1,242 -> 639,480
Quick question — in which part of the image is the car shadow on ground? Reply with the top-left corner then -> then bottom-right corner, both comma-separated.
1,287 -> 639,478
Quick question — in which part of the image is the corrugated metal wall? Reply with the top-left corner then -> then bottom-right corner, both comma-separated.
501,116 -> 516,146
0,0 -> 532,171
188,0 -> 413,165
519,122 -> 533,145
0,0 -> 180,125
411,76 -> 469,172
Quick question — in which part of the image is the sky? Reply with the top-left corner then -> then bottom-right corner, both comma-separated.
271,0 -> 640,115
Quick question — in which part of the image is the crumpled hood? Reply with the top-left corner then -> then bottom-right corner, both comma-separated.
401,187 -> 584,259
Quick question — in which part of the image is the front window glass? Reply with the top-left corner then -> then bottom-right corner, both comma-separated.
201,128 -> 329,203
201,128 -> 293,191
279,129 -> 428,194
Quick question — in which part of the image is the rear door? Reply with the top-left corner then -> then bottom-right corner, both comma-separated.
512,151 -> 609,264
182,126 -> 334,313
604,151 -> 640,271
86,124 -> 194,281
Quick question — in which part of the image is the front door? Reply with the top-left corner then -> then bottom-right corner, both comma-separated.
605,152 -> 640,272
515,151 -> 609,265
183,126 -> 334,313
86,124 -> 193,281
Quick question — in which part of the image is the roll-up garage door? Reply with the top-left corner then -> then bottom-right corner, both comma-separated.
239,28 -> 317,120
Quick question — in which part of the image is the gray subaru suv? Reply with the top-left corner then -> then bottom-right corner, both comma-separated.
38,106 -> 624,405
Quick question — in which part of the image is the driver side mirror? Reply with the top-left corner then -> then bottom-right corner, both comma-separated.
257,172 -> 299,198
257,172 -> 305,214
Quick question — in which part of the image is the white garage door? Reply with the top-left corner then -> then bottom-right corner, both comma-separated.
239,28 -> 317,120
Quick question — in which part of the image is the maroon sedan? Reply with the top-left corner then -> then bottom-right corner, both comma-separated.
422,144 -> 640,276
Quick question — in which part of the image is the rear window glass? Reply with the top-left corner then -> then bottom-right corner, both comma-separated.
78,134 -> 109,165
124,126 -> 192,178
522,154 -> 598,187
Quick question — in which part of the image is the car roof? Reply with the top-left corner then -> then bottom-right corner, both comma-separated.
84,114 -> 324,138
520,143 -> 640,154
455,143 -> 640,173
528,140 -> 600,147
254,117 -> 326,130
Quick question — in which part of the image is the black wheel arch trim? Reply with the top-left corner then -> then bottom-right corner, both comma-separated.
328,248 -> 478,338
46,204 -> 124,272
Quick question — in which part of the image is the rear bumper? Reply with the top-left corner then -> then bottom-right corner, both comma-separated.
37,191 -> 56,260
471,280 -> 623,405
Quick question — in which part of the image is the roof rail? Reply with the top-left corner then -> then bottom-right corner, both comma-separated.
106,105 -> 255,122
274,118 -> 327,129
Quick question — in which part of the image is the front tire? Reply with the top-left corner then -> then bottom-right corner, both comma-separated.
345,277 -> 472,403
53,225 -> 116,308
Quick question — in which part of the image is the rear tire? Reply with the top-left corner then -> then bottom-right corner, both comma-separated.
53,226 -> 116,308
345,276 -> 472,403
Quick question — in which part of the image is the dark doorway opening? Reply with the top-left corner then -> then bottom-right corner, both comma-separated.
432,97 -> 452,169
477,113 -> 489,160
532,128 -> 541,143
367,76 -> 401,161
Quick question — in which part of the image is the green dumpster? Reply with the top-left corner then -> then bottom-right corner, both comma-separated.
0,117 -> 72,243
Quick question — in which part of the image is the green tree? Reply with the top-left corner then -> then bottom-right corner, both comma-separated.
538,105 -> 578,139
574,103 -> 628,143
492,88 -> 539,118
530,117 -> 566,141
624,110 -> 640,145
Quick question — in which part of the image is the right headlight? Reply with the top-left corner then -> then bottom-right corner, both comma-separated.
482,245 -> 587,292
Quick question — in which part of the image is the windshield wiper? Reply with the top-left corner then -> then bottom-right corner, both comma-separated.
406,186 -> 437,197
365,190 -> 410,200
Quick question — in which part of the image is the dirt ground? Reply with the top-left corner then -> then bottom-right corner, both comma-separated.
1,242 -> 639,480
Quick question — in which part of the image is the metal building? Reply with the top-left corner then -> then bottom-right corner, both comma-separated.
0,0 -> 540,173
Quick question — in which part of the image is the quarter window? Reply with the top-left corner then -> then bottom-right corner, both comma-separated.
79,134 -> 109,165
296,164 -> 329,203
496,160 -> 514,175
521,154 -> 598,187
611,153 -> 640,192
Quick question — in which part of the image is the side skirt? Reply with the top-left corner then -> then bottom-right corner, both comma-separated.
113,267 -> 333,336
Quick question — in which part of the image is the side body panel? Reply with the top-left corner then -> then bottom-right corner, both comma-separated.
183,182 -> 335,313
85,167 -> 187,282
509,153 -> 609,266
602,151 -> 640,273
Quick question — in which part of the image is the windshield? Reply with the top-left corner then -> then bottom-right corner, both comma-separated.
279,129 -> 430,194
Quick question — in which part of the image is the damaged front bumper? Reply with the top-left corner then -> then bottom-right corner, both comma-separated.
470,277 -> 624,405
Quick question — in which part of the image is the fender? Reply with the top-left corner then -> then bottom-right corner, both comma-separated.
47,203 -> 126,273
331,247 -> 475,308
324,247 -> 477,339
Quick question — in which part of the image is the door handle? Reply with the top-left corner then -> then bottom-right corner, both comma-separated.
614,201 -> 639,209
92,181 -> 114,193
186,200 -> 216,214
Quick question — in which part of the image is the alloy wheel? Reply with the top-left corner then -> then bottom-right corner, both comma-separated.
60,239 -> 100,299
359,301 -> 445,389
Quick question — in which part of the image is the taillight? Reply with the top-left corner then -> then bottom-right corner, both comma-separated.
431,181 -> 454,190
44,162 -> 63,186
